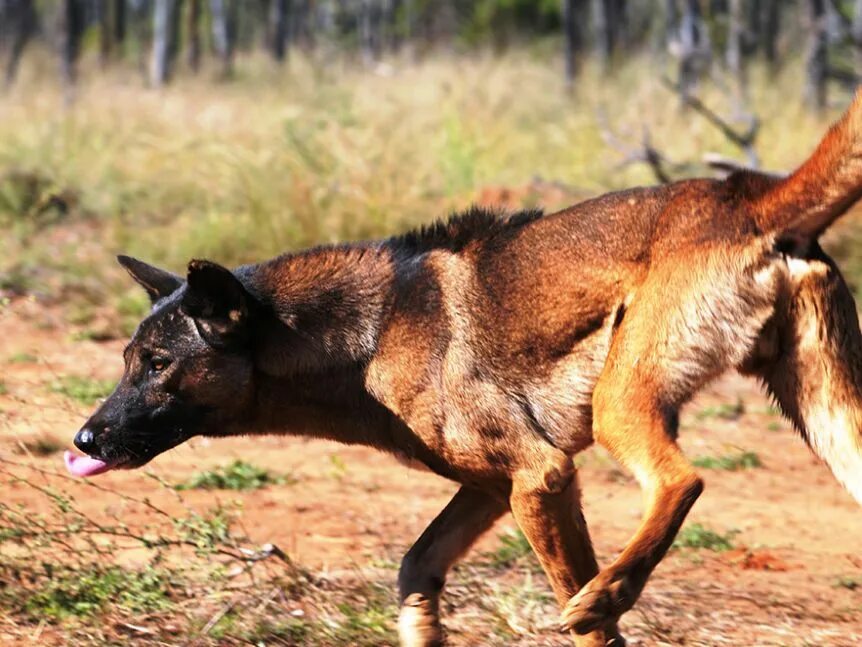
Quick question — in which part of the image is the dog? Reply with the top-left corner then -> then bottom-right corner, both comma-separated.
66,91 -> 862,647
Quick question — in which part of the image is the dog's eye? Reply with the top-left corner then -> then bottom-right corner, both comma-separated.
150,357 -> 169,373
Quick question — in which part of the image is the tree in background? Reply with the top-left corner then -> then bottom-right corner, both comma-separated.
2,0 -> 38,89
210,0 -> 237,78
0,0 -> 858,114
187,0 -> 202,71
271,0 -> 290,63
806,0 -> 828,110
562,0 -> 586,88
150,0 -> 182,86
59,0 -> 86,100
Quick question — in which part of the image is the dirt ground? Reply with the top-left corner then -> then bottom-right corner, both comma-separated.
1,295 -> 861,646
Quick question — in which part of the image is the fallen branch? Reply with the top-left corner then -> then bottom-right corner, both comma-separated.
660,75 -> 760,168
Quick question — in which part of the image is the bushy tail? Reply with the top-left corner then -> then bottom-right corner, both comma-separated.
754,88 -> 862,239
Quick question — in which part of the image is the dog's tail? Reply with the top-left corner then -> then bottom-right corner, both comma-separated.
753,88 -> 862,240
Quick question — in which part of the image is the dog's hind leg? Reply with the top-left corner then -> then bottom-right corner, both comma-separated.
557,250 -> 780,634
398,486 -> 507,647
510,455 -> 625,646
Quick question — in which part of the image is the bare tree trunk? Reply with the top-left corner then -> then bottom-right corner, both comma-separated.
3,0 -> 37,89
260,0 -> 272,50
562,0 -> 585,88
210,0 -> 236,78
727,0 -> 748,105
114,0 -> 126,49
271,0 -> 290,62
98,0 -> 113,65
761,0 -> 780,65
386,0 -> 402,54
805,0 -> 828,110
129,0 -> 152,79
592,0 -> 612,68
59,0 -> 85,98
187,0 -> 201,71
853,0 -> 862,70
665,0 -> 678,47
360,0 -> 382,66
150,0 -> 182,86
290,0 -> 314,53
676,0 -> 708,102
613,0 -> 627,52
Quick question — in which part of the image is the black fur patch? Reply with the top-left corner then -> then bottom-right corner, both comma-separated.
389,206 -> 544,255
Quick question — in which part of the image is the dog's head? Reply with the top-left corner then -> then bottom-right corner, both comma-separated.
65,256 -> 257,477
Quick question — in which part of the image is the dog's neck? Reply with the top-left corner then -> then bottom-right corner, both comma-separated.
213,244 -> 404,445
243,243 -> 395,376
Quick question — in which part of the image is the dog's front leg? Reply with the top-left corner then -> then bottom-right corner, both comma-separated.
398,486 -> 507,647
510,454 -> 625,646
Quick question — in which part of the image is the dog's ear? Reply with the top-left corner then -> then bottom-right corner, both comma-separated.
117,255 -> 182,303
181,259 -> 253,347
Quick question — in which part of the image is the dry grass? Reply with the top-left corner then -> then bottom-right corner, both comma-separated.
1,51 -> 855,327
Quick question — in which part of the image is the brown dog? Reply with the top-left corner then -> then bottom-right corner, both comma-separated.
66,92 -> 862,646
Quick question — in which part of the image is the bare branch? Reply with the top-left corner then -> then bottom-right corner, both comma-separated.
660,75 -> 760,168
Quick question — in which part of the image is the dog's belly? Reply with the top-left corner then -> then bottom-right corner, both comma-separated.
374,313 -> 620,485
518,324 -> 616,454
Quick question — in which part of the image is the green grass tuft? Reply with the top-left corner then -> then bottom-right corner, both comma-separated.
326,584 -> 398,646
694,398 -> 745,422
7,351 -> 37,363
20,566 -> 171,621
50,376 -> 115,405
176,460 -> 294,492
692,451 -> 762,471
487,528 -> 536,568
672,524 -> 737,552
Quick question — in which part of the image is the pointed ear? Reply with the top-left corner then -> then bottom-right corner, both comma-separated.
181,259 -> 253,347
117,255 -> 182,303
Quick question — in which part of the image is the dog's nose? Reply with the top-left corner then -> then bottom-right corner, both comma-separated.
74,428 -> 96,453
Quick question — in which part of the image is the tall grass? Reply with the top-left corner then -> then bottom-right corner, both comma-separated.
0,51 -> 856,319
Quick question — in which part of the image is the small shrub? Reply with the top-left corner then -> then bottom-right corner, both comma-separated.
672,524 -> 737,552
244,618 -> 311,643
694,398 -> 745,421
172,507 -> 236,554
176,460 -> 294,492
326,584 -> 398,646
487,528 -> 535,568
329,454 -> 348,480
692,451 -> 762,471
20,566 -> 171,621
7,351 -> 37,364
0,381 -> 7,396
835,576 -> 861,591
17,434 -> 65,456
50,376 -> 115,405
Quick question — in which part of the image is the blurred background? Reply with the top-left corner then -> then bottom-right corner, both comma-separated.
1,2 -> 862,646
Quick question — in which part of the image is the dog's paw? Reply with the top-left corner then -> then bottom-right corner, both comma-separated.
559,574 -> 634,635
398,593 -> 444,647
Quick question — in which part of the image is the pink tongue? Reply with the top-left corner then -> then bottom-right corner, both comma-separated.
64,450 -> 112,477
